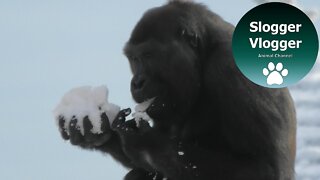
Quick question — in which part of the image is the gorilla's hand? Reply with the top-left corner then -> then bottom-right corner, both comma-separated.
112,108 -> 152,133
58,112 -> 112,148
112,108 -> 157,149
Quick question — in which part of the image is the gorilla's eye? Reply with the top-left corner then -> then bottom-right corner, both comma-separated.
181,29 -> 199,48
127,55 -> 140,62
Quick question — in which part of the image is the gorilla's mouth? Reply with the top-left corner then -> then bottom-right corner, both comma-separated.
134,97 -> 156,112
131,79 -> 176,121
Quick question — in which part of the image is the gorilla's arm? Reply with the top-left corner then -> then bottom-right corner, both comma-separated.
112,114 -> 276,180
112,88 -> 292,180
94,131 -> 134,168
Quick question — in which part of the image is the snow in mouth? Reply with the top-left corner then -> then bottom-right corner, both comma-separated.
132,97 -> 156,127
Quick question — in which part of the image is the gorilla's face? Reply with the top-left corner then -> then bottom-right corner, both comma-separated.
124,7 -> 202,118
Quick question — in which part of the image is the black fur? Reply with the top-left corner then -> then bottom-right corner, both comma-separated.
59,1 -> 296,179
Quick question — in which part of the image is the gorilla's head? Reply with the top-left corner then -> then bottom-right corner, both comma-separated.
123,1 -> 221,122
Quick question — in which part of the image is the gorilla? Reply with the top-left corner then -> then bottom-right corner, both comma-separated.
58,1 -> 297,179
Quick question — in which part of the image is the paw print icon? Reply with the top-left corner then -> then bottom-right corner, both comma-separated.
263,62 -> 289,85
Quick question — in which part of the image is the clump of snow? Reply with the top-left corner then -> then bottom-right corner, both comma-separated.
53,86 -> 120,135
132,98 -> 155,127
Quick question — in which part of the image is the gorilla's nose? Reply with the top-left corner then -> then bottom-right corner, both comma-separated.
131,75 -> 146,91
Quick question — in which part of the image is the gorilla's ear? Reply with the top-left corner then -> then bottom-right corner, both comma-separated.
181,29 -> 199,48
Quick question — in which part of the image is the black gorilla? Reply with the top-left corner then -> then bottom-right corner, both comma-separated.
58,1 -> 297,180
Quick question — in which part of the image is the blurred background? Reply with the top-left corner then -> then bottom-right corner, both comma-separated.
0,0 -> 319,179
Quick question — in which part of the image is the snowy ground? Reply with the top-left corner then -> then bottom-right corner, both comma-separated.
291,60 -> 320,180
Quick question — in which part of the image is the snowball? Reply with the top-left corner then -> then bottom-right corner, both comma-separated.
53,86 -> 120,135
132,97 -> 155,127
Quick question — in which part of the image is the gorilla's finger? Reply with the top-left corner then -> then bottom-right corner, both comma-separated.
112,108 -> 132,129
124,119 -> 138,129
100,112 -> 110,132
123,108 -> 132,116
58,116 -> 69,140
113,119 -> 139,137
69,118 -> 84,145
83,116 -> 95,141
83,116 -> 111,146
83,116 -> 92,132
